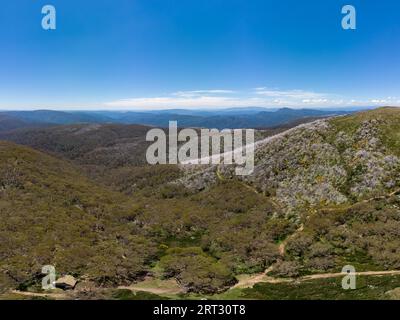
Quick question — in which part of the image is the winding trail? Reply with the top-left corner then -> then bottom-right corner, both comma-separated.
186,119 -> 400,293
118,278 -> 183,296
232,270 -> 400,290
278,224 -> 304,256
9,270 -> 400,299
10,290 -> 69,299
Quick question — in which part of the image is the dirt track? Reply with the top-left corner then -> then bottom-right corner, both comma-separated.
232,270 -> 400,289
9,270 -> 400,298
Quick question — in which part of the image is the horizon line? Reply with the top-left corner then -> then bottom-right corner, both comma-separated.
0,106 -> 379,112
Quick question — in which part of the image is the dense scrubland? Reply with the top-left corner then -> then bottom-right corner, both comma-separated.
1,107 -> 400,299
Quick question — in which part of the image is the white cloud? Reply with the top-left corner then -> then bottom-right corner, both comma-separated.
172,90 -> 236,98
105,95 -> 254,109
369,97 -> 400,105
103,88 -> 400,110
254,88 -> 327,99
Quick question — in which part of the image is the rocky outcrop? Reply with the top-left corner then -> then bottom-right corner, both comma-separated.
55,275 -> 77,290
177,113 -> 400,213
247,118 -> 400,210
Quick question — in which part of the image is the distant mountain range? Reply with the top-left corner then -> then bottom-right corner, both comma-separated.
0,107 -> 361,131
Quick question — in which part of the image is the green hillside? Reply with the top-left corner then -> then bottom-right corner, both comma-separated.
0,141 -> 292,295
0,141 -> 156,291
2,107 -> 400,299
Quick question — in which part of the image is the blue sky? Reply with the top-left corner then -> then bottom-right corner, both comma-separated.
1,0 -> 400,110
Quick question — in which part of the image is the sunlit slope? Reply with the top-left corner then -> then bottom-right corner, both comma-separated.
241,107 -> 400,210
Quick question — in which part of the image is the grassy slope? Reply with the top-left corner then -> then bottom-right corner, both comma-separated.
224,275 -> 400,300
331,107 -> 400,156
